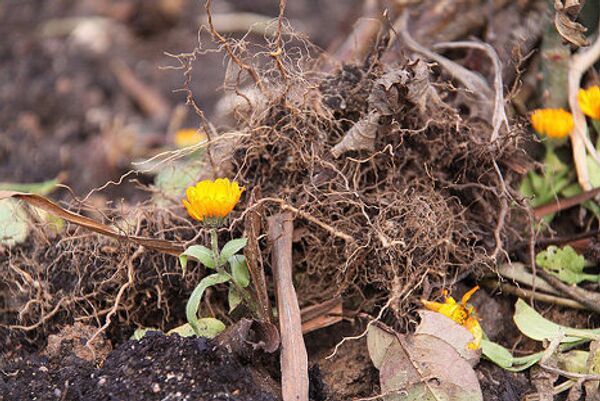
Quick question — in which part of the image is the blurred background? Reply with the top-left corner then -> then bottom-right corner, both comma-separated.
0,0 -> 362,199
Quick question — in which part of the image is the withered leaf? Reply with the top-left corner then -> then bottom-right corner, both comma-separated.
554,0 -> 589,47
367,325 -> 483,401
330,110 -> 380,158
415,310 -> 481,367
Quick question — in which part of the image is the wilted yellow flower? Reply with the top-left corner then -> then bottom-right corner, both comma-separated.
174,129 -> 206,148
578,86 -> 600,120
530,108 -> 574,139
183,178 -> 244,224
421,286 -> 482,350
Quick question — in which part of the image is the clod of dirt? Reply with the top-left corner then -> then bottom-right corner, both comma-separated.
44,322 -> 112,365
1,333 -> 281,401
317,336 -> 379,401
477,361 -> 533,401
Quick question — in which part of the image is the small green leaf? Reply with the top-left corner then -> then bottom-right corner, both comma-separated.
186,272 -> 230,336
219,238 -> 247,264
0,199 -> 29,246
194,318 -> 226,338
153,160 -> 203,206
481,339 -> 543,372
558,350 -> 589,374
228,284 -> 242,312
229,254 -> 250,287
514,299 -> 600,343
481,339 -> 513,369
0,177 -> 61,195
180,245 -> 216,274
536,245 -> 596,285
130,327 -> 161,340
167,323 -> 196,337
167,320 -> 225,338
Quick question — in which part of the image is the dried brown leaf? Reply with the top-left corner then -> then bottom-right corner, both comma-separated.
415,310 -> 481,367
554,0 -> 589,47
367,325 -> 483,401
330,111 -> 380,158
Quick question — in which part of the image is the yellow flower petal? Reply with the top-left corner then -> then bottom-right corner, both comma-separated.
578,86 -> 600,120
422,286 -> 482,349
530,108 -> 573,139
182,178 -> 244,223
174,129 -> 207,148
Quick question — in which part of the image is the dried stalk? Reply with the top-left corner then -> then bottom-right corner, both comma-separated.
568,13 -> 600,190
268,212 -> 308,401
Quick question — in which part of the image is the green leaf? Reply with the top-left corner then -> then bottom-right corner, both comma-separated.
0,199 -> 29,246
481,339 -> 542,372
229,254 -> 250,287
536,245 -> 596,285
514,299 -> 600,343
519,147 -> 574,222
185,272 -> 230,336
219,238 -> 247,265
0,177 -> 61,195
228,284 -> 242,312
153,160 -> 203,206
130,327 -> 161,340
167,320 -> 225,338
179,245 -> 216,274
481,339 -> 513,369
558,350 -> 589,374
588,155 -> 600,189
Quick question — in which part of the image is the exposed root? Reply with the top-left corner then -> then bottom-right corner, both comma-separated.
1,12 -> 531,349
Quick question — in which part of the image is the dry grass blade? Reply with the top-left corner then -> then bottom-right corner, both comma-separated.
0,191 -> 184,255
568,12 -> 600,190
432,40 -> 509,142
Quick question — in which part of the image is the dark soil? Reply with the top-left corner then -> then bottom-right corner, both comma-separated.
1,332 -> 281,401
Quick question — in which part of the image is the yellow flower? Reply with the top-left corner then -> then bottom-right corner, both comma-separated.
530,108 -> 574,139
421,286 -> 482,350
578,86 -> 600,120
174,129 -> 206,148
183,178 -> 244,224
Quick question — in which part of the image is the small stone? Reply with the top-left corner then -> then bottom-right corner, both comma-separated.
98,377 -> 107,386
152,383 -> 161,393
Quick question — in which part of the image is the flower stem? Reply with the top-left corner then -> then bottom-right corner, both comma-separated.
210,228 -> 220,269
